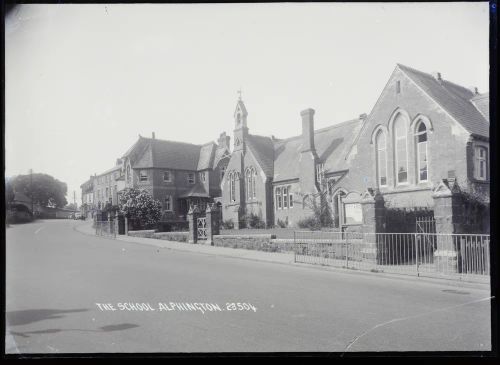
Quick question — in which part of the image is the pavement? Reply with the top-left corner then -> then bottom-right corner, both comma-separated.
75,220 -> 489,290
5,219 -> 492,353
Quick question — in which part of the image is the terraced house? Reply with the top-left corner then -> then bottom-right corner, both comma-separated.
220,64 -> 489,234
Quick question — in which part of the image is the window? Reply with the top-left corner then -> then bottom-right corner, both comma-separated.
276,187 -> 282,210
289,189 -> 294,208
396,80 -> 401,94
245,167 -> 256,200
316,163 -> 325,184
126,165 -> 131,184
164,195 -> 172,211
105,187 -> 109,199
229,173 -> 236,202
376,130 -> 387,186
199,172 -> 206,183
394,114 -> 408,184
163,171 -> 172,182
187,172 -> 195,184
415,121 -> 428,182
474,146 -> 488,181
139,170 -> 148,182
282,186 -> 288,208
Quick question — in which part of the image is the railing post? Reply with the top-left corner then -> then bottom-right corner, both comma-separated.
293,231 -> 296,263
415,233 -> 419,276
345,232 -> 349,268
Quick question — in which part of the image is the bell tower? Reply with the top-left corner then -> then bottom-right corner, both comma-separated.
233,89 -> 248,153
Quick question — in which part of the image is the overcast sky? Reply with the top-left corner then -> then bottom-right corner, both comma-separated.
5,2 -> 490,205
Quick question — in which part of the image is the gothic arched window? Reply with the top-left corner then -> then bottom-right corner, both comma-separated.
393,114 -> 409,184
229,172 -> 236,202
415,121 -> 428,182
245,167 -> 257,200
375,130 -> 387,187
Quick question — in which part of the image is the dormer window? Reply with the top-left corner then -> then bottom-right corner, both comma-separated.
163,171 -> 172,182
187,172 -> 195,184
199,172 -> 206,183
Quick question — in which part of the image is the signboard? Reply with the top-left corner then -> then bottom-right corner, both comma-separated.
344,203 -> 363,224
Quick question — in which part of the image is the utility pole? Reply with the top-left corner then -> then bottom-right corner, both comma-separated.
73,190 -> 77,210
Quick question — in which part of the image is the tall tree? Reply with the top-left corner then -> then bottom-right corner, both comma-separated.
10,173 -> 68,208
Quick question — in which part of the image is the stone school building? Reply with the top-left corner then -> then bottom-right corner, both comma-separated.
83,64 -> 490,235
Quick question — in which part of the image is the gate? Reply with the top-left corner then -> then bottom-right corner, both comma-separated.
415,216 -> 437,267
197,217 -> 207,240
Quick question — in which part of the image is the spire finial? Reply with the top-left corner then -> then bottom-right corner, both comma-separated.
237,88 -> 242,101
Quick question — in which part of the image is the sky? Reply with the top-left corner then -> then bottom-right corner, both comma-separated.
5,2 -> 490,205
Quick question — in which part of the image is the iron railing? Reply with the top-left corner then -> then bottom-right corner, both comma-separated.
95,220 -> 116,239
293,231 -> 490,282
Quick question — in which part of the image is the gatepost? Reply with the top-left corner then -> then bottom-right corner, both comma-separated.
205,203 -> 220,246
188,205 -> 200,244
360,189 -> 385,264
432,178 -> 463,273
124,217 -> 129,235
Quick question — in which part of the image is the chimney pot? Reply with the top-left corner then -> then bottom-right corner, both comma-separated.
359,113 -> 367,120
432,72 -> 442,81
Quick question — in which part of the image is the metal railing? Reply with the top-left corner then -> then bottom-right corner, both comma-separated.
95,220 -> 116,239
294,231 -> 490,283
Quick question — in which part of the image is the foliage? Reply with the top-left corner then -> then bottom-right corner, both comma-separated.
119,188 -> 162,229
65,203 -> 78,211
295,176 -> 335,229
5,178 -> 15,207
297,216 -> 322,230
221,219 -> 235,230
9,173 -> 68,208
243,213 -> 266,229
276,218 -> 288,228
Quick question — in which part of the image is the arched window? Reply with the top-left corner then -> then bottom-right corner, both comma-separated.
394,114 -> 408,184
252,169 -> 256,199
245,168 -> 252,200
375,130 -> 387,186
415,121 -> 428,182
229,173 -> 236,202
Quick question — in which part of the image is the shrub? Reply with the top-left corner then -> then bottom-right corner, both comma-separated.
221,219 -> 234,230
244,213 -> 266,229
297,216 -> 321,230
276,218 -> 288,228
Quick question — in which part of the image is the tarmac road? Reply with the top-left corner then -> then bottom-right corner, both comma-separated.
5,219 -> 492,353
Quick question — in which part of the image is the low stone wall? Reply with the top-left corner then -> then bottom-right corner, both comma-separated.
213,234 -> 295,253
153,232 -> 189,243
127,230 -> 156,239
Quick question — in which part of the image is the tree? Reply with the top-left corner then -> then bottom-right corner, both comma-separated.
9,173 -> 68,208
5,177 -> 15,208
119,188 -> 162,229
297,177 -> 334,229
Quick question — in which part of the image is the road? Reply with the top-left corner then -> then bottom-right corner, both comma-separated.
5,220 -> 492,353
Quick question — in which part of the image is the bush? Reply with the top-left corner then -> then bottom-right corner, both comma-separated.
297,216 -> 321,230
243,213 -> 266,229
222,219 -> 234,230
276,218 -> 288,228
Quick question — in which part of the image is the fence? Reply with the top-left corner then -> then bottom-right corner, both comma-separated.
95,220 -> 116,239
294,231 -> 490,283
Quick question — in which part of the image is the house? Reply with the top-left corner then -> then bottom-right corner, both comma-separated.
221,64 -> 489,233
118,132 -> 231,220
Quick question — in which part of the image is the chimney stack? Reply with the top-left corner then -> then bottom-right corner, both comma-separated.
432,71 -> 442,81
300,108 -> 316,153
469,86 -> 479,95
218,132 -> 230,150
359,113 -> 367,120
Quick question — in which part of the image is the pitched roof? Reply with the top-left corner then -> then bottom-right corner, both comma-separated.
273,118 -> 363,182
247,134 -> 275,178
397,64 -> 489,138
197,143 -> 217,170
125,136 -> 217,171
470,92 -> 489,122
